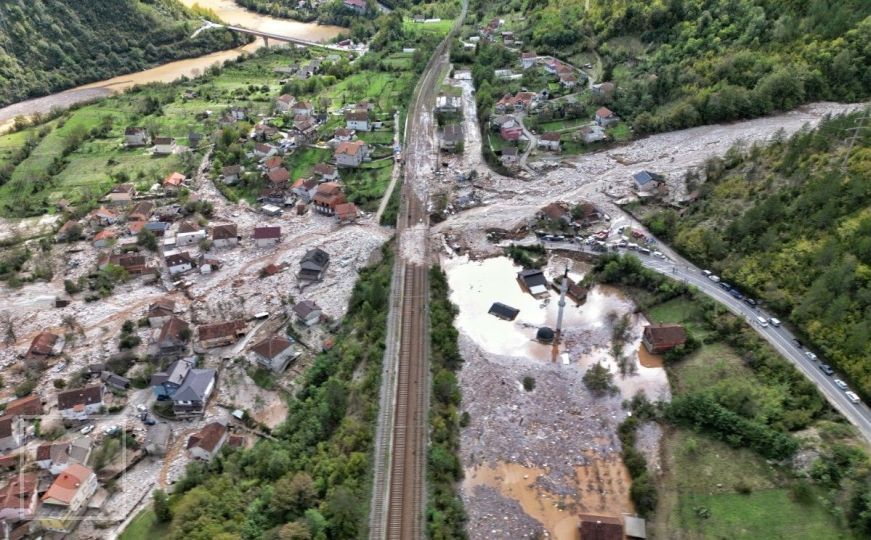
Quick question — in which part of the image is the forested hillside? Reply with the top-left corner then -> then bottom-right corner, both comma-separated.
0,0 -> 248,107
645,111 -> 871,396
478,0 -> 869,133
234,0 -> 458,29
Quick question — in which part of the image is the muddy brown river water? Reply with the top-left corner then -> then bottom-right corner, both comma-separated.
0,0 -> 342,130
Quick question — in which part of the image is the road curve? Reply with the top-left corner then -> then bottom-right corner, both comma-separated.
540,239 -> 871,444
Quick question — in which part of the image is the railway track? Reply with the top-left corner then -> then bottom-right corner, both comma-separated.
369,2 -> 468,538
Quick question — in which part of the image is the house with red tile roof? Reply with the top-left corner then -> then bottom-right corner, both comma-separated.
37,464 -> 97,533
187,422 -> 229,460
253,226 -> 281,247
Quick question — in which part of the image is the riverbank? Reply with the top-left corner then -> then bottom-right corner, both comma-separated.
0,0 -> 342,132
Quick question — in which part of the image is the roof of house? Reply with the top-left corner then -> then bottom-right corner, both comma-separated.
125,127 -> 146,135
110,183 -> 135,194
253,226 -> 281,239
643,324 -> 687,347
313,162 -> 337,176
2,395 -> 42,418
165,252 -> 193,267
0,417 -> 19,439
0,471 -> 38,511
267,167 -> 290,184
263,156 -> 283,169
251,335 -> 293,359
335,202 -> 358,221
163,172 -> 185,186
518,268 -> 548,289
91,206 -> 118,220
177,221 -> 201,234
154,137 -> 174,145
345,110 -> 369,122
277,94 -> 295,104
596,106 -> 616,118
315,182 -> 343,196
42,464 -> 94,506
633,170 -> 658,185
541,132 -> 561,142
101,371 -> 130,388
344,0 -> 367,7
293,101 -> 312,110
300,248 -> 329,269
128,201 -> 155,219
27,332 -> 58,356
187,421 -> 227,453
292,177 -> 318,191
335,128 -> 354,137
198,320 -> 246,342
57,385 -> 102,411
521,52 -> 536,58
148,299 -> 175,319
222,165 -> 242,176
173,369 -> 216,402
488,302 -> 519,320
540,202 -> 569,221
151,358 -> 193,387
211,223 -> 237,240
578,514 -> 624,540
502,147 -> 518,157
335,140 -> 367,157
293,300 -> 322,318
255,143 -> 275,154
158,316 -> 189,344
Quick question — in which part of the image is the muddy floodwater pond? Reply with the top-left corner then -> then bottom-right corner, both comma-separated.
442,255 -> 636,361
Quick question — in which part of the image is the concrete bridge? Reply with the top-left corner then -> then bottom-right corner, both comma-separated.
192,21 -> 342,51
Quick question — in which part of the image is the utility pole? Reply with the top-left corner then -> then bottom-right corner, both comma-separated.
555,265 -> 569,341
842,113 -> 869,173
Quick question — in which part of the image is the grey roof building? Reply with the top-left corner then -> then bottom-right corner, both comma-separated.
172,368 -> 216,416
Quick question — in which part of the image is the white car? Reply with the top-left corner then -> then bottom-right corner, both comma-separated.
805,351 -> 818,361
768,318 -> 781,327
845,391 -> 861,404
755,316 -> 769,328
709,275 -> 720,283
702,269 -> 712,276
80,425 -> 94,435
103,425 -> 120,436
834,379 -> 848,391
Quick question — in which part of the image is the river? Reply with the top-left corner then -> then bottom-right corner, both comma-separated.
0,0 -> 342,130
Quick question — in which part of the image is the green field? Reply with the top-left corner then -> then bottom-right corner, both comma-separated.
119,508 -> 168,540
402,18 -> 453,37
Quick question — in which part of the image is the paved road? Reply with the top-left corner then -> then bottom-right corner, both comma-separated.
538,239 -> 871,444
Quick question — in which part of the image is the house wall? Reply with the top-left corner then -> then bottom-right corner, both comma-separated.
168,262 -> 193,275
346,120 -> 369,131
59,402 -> 102,420
176,231 -> 205,247
213,237 -> 238,248
255,237 -> 280,248
336,153 -> 362,167
155,143 -> 175,154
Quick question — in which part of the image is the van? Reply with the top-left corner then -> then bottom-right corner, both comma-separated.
768,318 -> 781,327
755,316 -> 769,327
845,391 -> 861,404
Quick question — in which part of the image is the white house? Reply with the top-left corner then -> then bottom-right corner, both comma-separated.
292,300 -> 323,326
175,222 -> 205,247
345,110 -> 370,131
153,137 -> 176,155
291,101 -> 313,117
211,223 -> 238,248
253,226 -> 281,247
57,386 -> 104,421
538,132 -> 561,151
334,140 -> 369,168
595,107 -> 619,127
166,252 -> 194,275
187,421 -> 228,461
37,464 -> 98,533
125,127 -> 149,147
251,335 -> 298,373
0,417 -> 24,453
520,52 -> 537,69
275,94 -> 295,112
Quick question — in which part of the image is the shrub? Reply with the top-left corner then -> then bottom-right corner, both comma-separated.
522,376 -> 536,392
583,362 -> 617,396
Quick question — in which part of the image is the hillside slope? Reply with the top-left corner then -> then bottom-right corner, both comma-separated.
0,0 -> 248,107
645,111 -> 871,396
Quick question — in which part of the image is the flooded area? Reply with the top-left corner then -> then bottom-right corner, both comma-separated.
0,0 -> 342,129
464,459 -> 634,540
446,253 -> 668,539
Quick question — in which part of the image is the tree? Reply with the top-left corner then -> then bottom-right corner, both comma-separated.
154,489 -> 172,522
137,228 -> 157,251
583,362 -> 617,396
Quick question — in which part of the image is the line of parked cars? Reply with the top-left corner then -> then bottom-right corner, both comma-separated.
701,270 -> 863,406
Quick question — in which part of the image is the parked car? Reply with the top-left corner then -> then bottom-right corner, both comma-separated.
768,318 -> 781,327
744,298 -> 758,307
702,269 -> 712,276
80,425 -> 94,435
729,289 -> 743,300
845,391 -> 861,404
819,364 -> 834,376
834,378 -> 849,391
805,351 -> 818,361
639,247 -> 651,255
708,275 -> 721,283
755,316 -> 769,327
103,425 -> 120,436
719,282 -> 732,290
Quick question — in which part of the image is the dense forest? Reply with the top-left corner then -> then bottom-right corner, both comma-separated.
0,0 -> 248,107
645,111 -> 871,397
234,0 -> 459,30
474,0 -> 869,133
